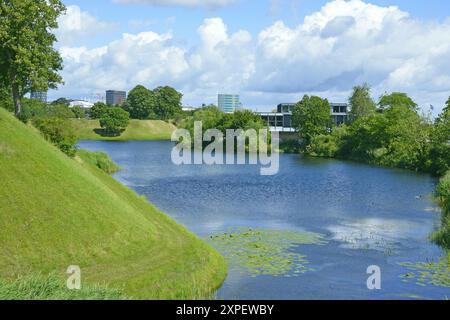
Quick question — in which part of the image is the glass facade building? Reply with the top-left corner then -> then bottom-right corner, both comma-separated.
30,91 -> 47,103
106,90 -> 127,106
218,94 -> 241,113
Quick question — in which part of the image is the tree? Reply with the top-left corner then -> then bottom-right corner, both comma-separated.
153,86 -> 182,120
89,102 -> 109,119
122,85 -> 155,119
51,97 -> 71,106
292,95 -> 332,146
0,0 -> 65,116
0,84 -> 13,112
379,92 -> 418,111
429,101 -> 450,176
99,107 -> 130,136
348,84 -> 376,120
71,106 -> 86,119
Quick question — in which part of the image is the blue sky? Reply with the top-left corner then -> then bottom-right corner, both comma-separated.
52,0 -> 450,114
61,0 -> 450,48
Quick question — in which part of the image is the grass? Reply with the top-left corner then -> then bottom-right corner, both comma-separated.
0,108 -> 227,299
432,170 -> 450,249
70,119 -> 177,141
0,274 -> 127,300
76,149 -> 121,174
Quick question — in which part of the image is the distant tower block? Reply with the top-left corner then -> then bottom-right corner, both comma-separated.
106,90 -> 127,106
218,94 -> 241,113
30,91 -> 48,103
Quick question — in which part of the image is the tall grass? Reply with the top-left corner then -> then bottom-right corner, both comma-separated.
77,149 -> 121,174
432,171 -> 450,249
0,274 -> 127,300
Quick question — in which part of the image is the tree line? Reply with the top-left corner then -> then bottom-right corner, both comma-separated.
290,85 -> 450,177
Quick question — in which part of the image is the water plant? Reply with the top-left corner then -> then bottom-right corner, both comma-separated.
208,227 -> 325,277
399,256 -> 450,288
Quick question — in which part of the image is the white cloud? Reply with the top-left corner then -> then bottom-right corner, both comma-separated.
56,5 -> 116,45
114,0 -> 237,8
54,0 -> 450,114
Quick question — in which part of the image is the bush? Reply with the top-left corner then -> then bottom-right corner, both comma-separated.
432,171 -> 450,249
309,134 -> 340,158
99,107 -> 130,136
17,99 -> 75,123
77,149 -> 121,174
32,117 -> 78,157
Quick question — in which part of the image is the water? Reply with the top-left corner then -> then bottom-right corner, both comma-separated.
78,140 -> 450,300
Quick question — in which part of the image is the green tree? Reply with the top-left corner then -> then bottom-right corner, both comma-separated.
71,106 -> 86,119
153,86 -> 183,120
0,85 -> 13,112
379,92 -> 418,111
99,107 -> 130,136
0,0 -> 65,116
348,84 -> 376,120
88,102 -> 109,119
122,85 -> 156,119
429,101 -> 450,176
292,95 -> 332,146
51,98 -> 71,106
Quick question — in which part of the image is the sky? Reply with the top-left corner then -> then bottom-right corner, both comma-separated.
51,0 -> 450,114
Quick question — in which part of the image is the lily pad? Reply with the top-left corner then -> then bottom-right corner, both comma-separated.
399,256 -> 450,288
207,227 -> 325,277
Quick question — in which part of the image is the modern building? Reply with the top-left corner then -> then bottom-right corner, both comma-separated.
106,90 -> 127,106
218,94 -> 241,113
30,91 -> 47,103
330,103 -> 349,125
277,103 -> 295,114
182,106 -> 198,112
69,100 -> 94,109
257,102 -> 350,132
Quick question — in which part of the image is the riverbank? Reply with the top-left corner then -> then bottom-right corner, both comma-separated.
70,119 -> 177,141
433,171 -> 450,250
0,108 -> 227,299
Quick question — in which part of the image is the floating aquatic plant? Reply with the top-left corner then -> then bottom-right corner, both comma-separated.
207,227 -> 325,277
399,256 -> 450,288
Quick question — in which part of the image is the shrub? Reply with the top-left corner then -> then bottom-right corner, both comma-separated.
432,171 -> 450,249
99,107 -> 130,136
309,134 -> 340,158
77,149 -> 121,174
32,117 -> 78,157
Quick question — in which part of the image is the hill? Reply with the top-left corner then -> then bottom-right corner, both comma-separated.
0,108 -> 226,299
70,119 -> 176,141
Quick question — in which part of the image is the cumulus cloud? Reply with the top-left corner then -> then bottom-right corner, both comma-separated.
55,0 -> 450,113
247,0 -> 450,112
113,0 -> 237,8
56,5 -> 116,45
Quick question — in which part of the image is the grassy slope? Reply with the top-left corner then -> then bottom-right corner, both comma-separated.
0,108 -> 226,299
433,171 -> 450,249
71,119 -> 176,141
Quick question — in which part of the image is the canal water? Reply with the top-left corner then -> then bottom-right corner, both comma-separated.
78,140 -> 449,300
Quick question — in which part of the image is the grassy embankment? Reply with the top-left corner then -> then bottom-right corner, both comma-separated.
433,171 -> 450,250
0,108 -> 226,299
70,119 -> 176,141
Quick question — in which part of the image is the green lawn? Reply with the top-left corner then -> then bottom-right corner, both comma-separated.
0,108 -> 226,299
70,119 -> 177,141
